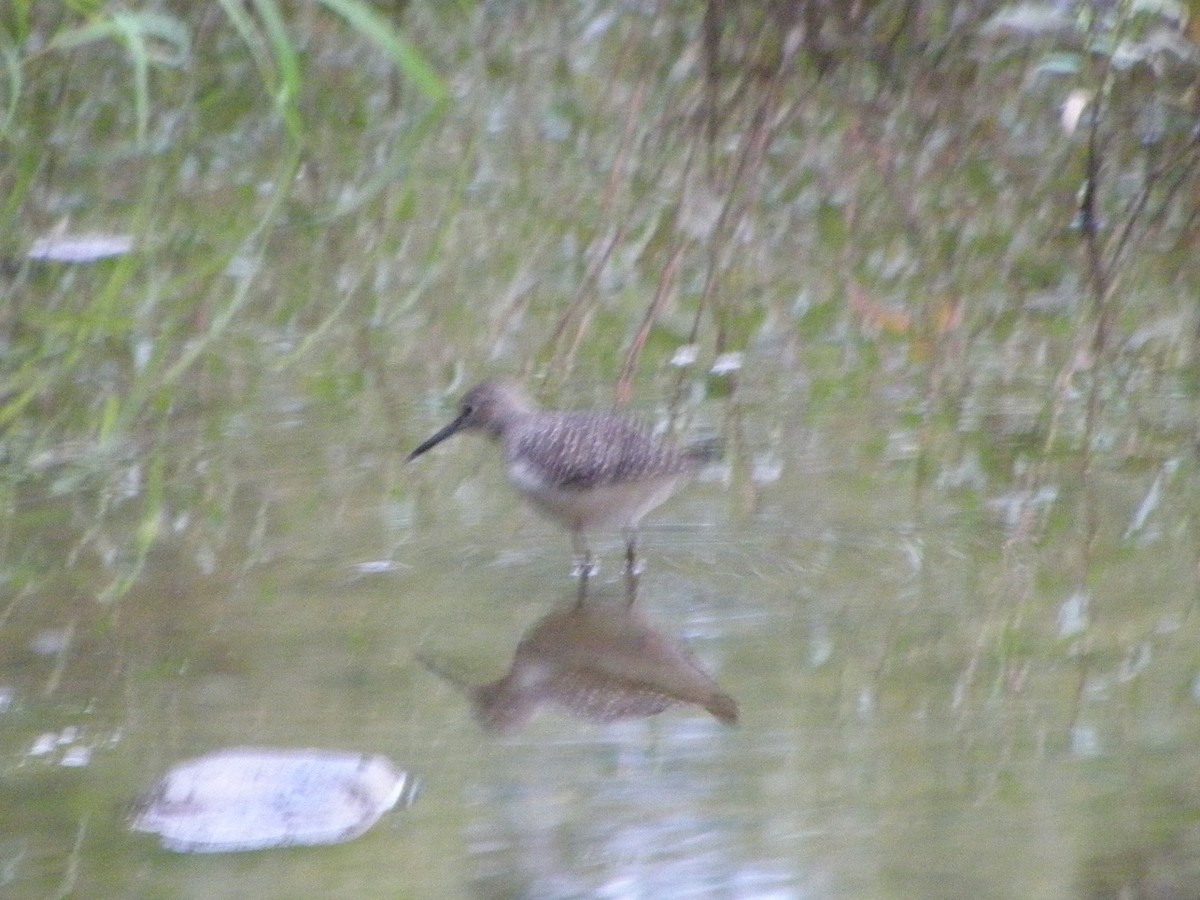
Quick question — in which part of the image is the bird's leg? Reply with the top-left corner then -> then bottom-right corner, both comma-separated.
623,529 -> 644,575
623,529 -> 643,604
623,564 -> 639,606
571,532 -> 597,580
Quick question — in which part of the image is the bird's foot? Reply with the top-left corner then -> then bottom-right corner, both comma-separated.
571,556 -> 599,580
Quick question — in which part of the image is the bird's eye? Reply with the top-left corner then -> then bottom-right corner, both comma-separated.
462,403 -> 474,416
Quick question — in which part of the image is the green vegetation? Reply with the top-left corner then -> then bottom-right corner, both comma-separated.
2,7 -> 1200,896
0,1 -> 1197,604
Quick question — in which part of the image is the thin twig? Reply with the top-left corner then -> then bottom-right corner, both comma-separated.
617,243 -> 686,404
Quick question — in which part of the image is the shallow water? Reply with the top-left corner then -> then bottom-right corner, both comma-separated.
5,377 -> 1200,898
6,2 -> 1200,897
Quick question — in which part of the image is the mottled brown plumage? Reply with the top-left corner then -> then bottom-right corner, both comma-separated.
408,381 -> 707,577
422,598 -> 739,730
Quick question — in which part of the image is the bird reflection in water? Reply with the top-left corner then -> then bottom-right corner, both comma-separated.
421,581 -> 738,731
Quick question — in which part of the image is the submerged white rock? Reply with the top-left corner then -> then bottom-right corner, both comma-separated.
132,747 -> 411,853
28,233 -> 133,262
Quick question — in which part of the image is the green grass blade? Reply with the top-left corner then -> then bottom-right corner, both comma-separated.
0,28 -> 20,137
214,0 -> 270,72
249,0 -> 305,137
113,11 -> 150,145
213,0 -> 304,137
316,0 -> 448,102
49,9 -> 189,146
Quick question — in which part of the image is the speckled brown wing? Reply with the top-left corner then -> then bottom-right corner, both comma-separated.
507,412 -> 692,490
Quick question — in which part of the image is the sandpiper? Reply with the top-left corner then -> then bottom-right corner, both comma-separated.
421,595 -> 738,730
407,381 -> 710,578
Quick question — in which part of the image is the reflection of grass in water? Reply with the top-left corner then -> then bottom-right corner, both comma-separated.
3,2 -> 1200,604
2,2 -> 446,599
4,0 -> 448,447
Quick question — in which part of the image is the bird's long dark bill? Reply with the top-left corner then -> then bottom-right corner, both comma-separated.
407,415 -> 466,461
